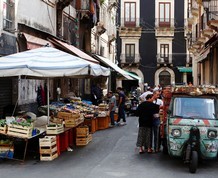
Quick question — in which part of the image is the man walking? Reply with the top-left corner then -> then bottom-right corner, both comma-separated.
116,87 -> 126,125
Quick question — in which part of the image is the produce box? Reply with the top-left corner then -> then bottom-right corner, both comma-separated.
39,136 -> 57,154
76,134 -> 92,146
40,152 -> 58,161
7,124 -> 33,138
46,124 -> 64,135
97,116 -> 109,130
76,126 -> 89,137
57,112 -> 80,120
65,115 -> 84,128
39,136 -> 57,147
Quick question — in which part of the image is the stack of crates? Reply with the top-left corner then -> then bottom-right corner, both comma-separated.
39,136 -> 58,161
76,126 -> 92,146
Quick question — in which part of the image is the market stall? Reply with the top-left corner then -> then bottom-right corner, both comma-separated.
0,46 -> 110,161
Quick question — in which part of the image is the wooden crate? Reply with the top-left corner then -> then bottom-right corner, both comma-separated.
39,136 -> 58,161
46,124 -> 64,135
40,152 -> 58,161
65,116 -> 84,128
7,124 -> 33,138
83,118 -> 97,133
0,125 -> 7,134
76,134 -> 92,146
97,116 -> 109,130
57,112 -> 80,120
114,114 -> 118,121
76,126 -> 89,137
39,136 -> 57,147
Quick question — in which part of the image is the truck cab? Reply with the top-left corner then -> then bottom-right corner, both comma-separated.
161,86 -> 218,173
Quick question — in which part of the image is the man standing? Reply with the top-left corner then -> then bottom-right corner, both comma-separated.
108,91 -> 117,126
139,87 -> 153,102
116,87 -> 126,125
152,90 -> 163,153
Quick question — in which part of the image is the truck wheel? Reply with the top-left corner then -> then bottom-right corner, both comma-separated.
189,151 -> 198,173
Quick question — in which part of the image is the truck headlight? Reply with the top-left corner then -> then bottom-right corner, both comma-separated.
208,130 -> 217,139
171,129 -> 181,137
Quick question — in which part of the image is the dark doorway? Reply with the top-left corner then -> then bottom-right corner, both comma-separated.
159,71 -> 171,87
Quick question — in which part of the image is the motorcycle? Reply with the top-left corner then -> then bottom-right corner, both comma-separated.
125,95 -> 139,116
130,96 -> 139,115
125,99 -> 132,117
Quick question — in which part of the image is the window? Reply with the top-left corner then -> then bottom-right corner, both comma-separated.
3,0 -> 15,32
125,44 -> 135,63
160,44 -> 169,62
159,2 -> 170,27
63,15 -> 77,46
124,2 -> 136,27
172,98 -> 215,119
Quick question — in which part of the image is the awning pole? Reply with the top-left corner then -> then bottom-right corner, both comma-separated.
47,78 -> 50,124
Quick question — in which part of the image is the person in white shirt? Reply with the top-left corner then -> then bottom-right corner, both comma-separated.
139,87 -> 153,102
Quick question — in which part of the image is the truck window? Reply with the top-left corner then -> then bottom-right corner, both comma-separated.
173,97 -> 215,119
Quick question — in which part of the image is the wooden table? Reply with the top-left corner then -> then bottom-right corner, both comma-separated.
0,127 -> 46,162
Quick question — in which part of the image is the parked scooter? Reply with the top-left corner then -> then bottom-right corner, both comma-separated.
130,95 -> 139,115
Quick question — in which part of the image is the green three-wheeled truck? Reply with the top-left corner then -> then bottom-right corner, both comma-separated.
160,86 -> 218,173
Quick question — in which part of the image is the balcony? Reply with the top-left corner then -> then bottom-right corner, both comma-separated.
155,18 -> 175,28
197,36 -> 207,44
120,54 -> 141,66
208,20 -> 218,31
108,34 -> 116,43
191,7 -> 199,17
202,29 -> 214,38
120,18 -> 141,28
156,54 -> 172,65
96,22 -> 106,35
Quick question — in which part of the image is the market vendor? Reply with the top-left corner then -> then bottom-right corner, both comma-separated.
108,91 -> 117,127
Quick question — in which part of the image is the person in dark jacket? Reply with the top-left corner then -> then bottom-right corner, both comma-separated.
135,94 -> 159,154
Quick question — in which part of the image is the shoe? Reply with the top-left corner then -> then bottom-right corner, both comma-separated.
147,148 -> 153,153
139,147 -> 145,154
139,150 -> 145,154
155,149 -> 161,153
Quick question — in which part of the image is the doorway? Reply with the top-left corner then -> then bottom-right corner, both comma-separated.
159,71 -> 171,87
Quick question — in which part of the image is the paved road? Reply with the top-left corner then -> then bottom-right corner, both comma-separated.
1,116 -> 218,178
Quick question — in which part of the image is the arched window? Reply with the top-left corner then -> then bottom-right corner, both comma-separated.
159,71 -> 171,86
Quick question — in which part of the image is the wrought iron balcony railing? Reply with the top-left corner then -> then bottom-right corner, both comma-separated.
155,18 -> 175,28
156,54 -> 173,64
120,18 -> 141,28
120,54 -> 141,64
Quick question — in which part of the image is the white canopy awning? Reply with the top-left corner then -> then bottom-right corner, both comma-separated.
0,47 -> 110,78
93,54 -> 133,80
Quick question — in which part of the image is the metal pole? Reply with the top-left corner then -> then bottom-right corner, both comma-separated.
47,78 -> 50,124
